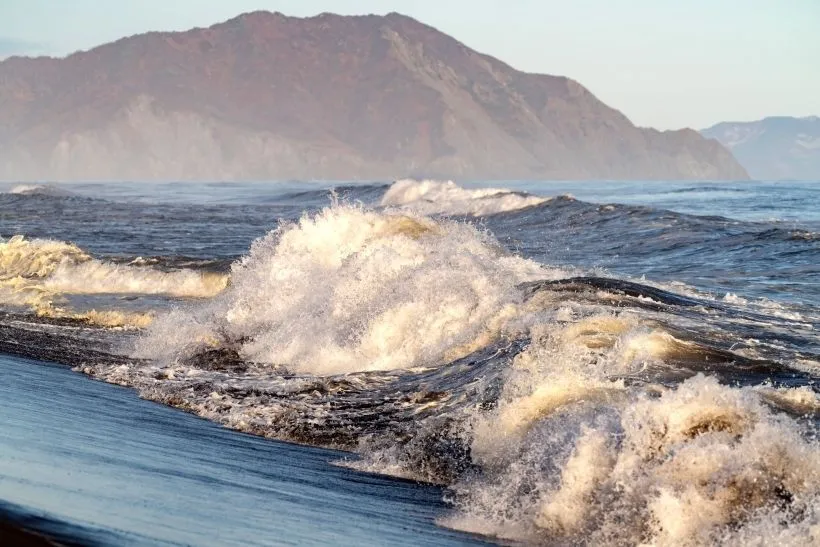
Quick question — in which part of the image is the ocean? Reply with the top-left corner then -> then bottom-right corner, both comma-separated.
0,179 -> 818,545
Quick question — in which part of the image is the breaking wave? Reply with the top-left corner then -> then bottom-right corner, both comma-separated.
443,320 -> 820,545
136,205 -> 557,374
381,179 -> 548,216
60,202 -> 815,546
6,183 -> 76,197
4,188 -> 818,546
0,235 -> 228,319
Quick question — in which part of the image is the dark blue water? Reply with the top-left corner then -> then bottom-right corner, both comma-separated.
0,353 -> 489,546
2,180 -> 815,304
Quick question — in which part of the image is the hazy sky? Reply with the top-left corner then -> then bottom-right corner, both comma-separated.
1,0 -> 817,130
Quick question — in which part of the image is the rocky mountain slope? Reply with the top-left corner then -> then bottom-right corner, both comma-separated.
0,11 -> 748,181
702,116 -> 819,180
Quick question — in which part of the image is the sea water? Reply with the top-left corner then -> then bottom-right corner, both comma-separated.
0,179 -> 818,545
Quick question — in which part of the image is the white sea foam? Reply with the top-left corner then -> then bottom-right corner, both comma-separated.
0,235 -> 227,313
755,385 -> 820,415
43,260 -> 226,297
723,292 -> 748,305
380,179 -> 548,216
136,204 -> 557,375
439,316 -> 820,546
7,183 -> 75,197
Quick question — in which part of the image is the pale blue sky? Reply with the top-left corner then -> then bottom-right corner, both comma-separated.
1,0 -> 817,130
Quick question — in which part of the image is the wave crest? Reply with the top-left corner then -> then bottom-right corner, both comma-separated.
137,204 -> 555,374
7,184 -> 76,197
0,235 -> 228,314
380,179 -> 548,216
442,317 -> 820,546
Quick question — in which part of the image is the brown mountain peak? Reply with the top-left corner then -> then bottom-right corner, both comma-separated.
0,12 -> 747,182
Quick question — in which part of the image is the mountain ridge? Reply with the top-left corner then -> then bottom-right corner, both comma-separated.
0,11 -> 748,181
702,116 -> 819,180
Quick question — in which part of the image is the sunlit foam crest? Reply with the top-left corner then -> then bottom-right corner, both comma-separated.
7,183 -> 75,197
43,261 -> 227,297
381,179 -> 548,216
441,317 -> 820,546
0,235 -> 227,317
137,203 -> 556,374
0,235 -> 91,279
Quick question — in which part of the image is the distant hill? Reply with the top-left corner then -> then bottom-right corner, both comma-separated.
702,116 -> 820,180
0,11 -> 748,182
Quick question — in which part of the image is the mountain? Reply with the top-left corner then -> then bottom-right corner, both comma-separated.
0,11 -> 747,182
702,116 -> 820,180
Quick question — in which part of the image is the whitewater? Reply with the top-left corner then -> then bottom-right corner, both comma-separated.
1,179 -> 818,546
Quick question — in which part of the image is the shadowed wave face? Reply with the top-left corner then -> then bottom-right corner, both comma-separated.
0,179 -> 818,545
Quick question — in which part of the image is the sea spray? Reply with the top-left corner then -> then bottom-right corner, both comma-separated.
135,204 -> 554,374
441,317 -> 820,545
